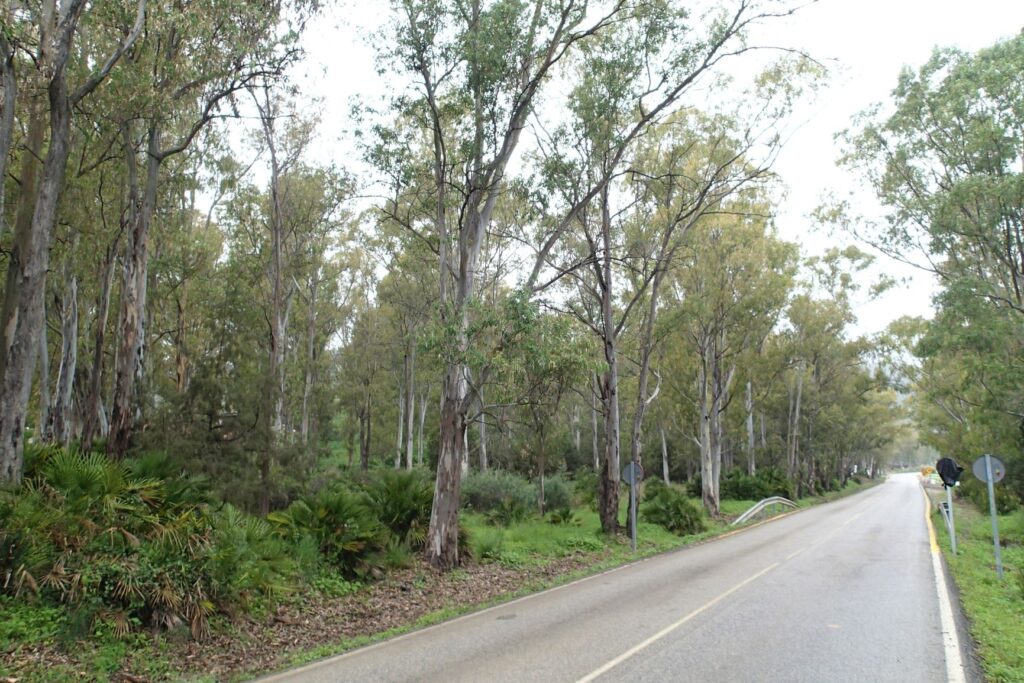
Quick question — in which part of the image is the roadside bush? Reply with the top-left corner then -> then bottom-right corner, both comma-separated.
574,470 -> 599,510
468,527 -> 506,562
486,497 -> 530,527
642,484 -> 705,536
958,475 -> 1020,515
720,467 -> 795,501
461,470 -> 535,516
547,506 -> 581,526
0,450 -> 298,640
267,487 -> 386,577
538,475 -> 571,512
361,469 -> 433,549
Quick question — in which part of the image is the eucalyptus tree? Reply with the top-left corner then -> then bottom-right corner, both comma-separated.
105,0 -> 320,459
0,0 -> 145,483
658,201 -> 795,514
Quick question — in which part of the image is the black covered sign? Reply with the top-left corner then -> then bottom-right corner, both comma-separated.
936,458 -> 964,488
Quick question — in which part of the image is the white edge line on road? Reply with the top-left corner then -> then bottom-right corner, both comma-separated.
574,562 -> 780,683
921,486 -> 966,683
255,485 -> 882,682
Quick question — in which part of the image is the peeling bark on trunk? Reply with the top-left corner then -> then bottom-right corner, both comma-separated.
427,366 -> 468,568
0,28 -> 15,238
0,3 -> 78,480
38,308 -> 51,441
81,237 -> 118,453
52,250 -> 78,446
597,192 -> 621,535
109,123 -> 161,459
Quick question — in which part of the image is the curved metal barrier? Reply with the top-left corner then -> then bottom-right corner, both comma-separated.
730,496 -> 798,526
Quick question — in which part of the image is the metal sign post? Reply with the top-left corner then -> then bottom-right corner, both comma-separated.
622,462 -> 643,553
946,485 -> 957,555
972,454 -> 1006,579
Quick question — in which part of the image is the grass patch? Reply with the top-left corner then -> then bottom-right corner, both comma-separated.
933,499 -> 1024,683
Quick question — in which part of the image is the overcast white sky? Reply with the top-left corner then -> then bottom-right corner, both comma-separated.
289,0 -> 1024,336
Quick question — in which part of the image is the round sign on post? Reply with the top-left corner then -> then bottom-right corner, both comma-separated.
621,462 -> 644,485
972,455 -> 1006,483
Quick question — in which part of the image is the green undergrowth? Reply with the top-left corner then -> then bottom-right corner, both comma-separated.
934,500 -> 1024,683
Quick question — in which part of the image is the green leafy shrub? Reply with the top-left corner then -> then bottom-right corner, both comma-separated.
564,535 -> 604,552
574,470 -> 599,510
0,450 -> 299,640
958,475 -> 1020,514
547,506 -> 581,526
468,527 -> 506,562
486,497 -> 530,527
642,485 -> 705,536
268,487 -> 386,577
461,470 -> 535,516
361,469 -> 433,549
719,467 -> 795,501
538,475 -> 571,511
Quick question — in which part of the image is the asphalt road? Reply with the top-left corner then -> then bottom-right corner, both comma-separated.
256,474 -> 974,683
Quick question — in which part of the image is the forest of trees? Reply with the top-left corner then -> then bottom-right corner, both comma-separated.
2,0 -> 1015,583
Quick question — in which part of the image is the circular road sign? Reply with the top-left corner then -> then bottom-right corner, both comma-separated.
621,462 -> 644,486
972,455 -> 1006,484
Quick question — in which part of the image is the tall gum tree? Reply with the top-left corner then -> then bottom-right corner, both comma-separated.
106,0 -> 318,458
0,0 -> 144,483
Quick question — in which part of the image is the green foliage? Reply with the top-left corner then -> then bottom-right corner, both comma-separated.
958,476 -> 1021,515
268,486 -> 386,577
720,467 -> 795,501
0,449 -> 300,641
486,497 -> 531,528
538,475 -> 571,512
467,527 -> 505,562
574,471 -> 599,510
310,572 -> 361,599
461,470 -> 535,516
642,484 -> 706,536
361,469 -> 433,549
547,506 -> 581,526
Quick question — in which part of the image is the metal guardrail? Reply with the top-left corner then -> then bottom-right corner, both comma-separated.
731,496 -> 798,526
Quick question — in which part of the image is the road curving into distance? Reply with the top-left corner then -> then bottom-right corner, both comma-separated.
255,473 -> 975,683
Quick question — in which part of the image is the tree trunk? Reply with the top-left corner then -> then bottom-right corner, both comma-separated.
109,123 -> 161,458
698,353 -> 719,516
39,303 -> 55,443
395,379 -> 405,469
300,275 -> 318,447
591,373 -> 600,471
0,9 -> 78,480
597,191 -> 621,534
174,284 -> 189,393
476,383 -> 487,471
81,237 -> 118,453
52,251 -> 78,446
787,364 -> 803,483
745,379 -> 756,475
660,424 -> 670,484
0,28 -> 15,238
426,365 -> 468,568
405,344 -> 415,469
418,388 -> 427,466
